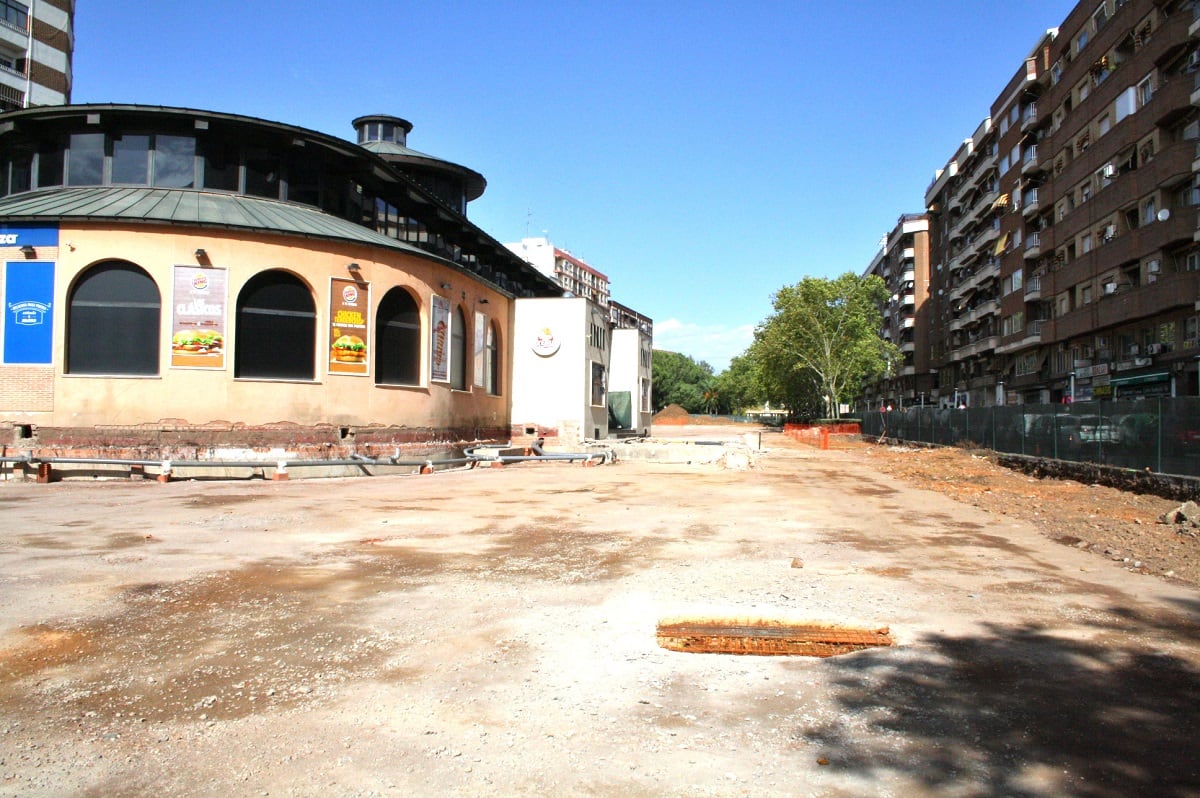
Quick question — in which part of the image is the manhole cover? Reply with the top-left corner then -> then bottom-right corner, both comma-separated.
656,618 -> 893,657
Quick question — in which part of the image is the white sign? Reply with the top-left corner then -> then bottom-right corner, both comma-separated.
532,327 -> 560,357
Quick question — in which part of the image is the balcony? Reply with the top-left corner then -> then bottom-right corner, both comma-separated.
950,334 -> 1001,361
1021,145 -> 1040,174
0,20 -> 28,53
949,180 -> 972,212
1047,203 -> 1196,295
996,320 -> 1044,354
1021,189 -> 1039,217
1024,274 -> 1042,299
973,225 -> 1001,254
951,262 -> 1000,300
901,268 -> 915,284
1024,231 -> 1041,259
966,298 -> 1000,324
1095,271 -> 1200,329
1021,103 -> 1039,132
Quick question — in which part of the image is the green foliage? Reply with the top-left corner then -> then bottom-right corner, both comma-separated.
651,350 -> 713,413
656,274 -> 893,419
745,273 -> 898,419
710,354 -> 762,415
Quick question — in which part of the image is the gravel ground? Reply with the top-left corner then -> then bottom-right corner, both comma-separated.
861,442 -> 1200,586
1,428 -> 1198,797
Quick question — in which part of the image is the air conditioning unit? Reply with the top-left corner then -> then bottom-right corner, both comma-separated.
1146,343 -> 1164,354
1101,163 -> 1117,178
1129,344 -> 1140,355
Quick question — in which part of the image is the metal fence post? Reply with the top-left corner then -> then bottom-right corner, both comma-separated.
1157,396 -> 1163,475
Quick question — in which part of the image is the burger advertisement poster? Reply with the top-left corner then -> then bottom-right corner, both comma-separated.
430,295 -> 450,383
329,277 -> 369,376
170,265 -> 227,369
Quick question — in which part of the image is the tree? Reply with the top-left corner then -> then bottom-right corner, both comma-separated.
751,273 -> 898,419
651,350 -> 713,413
711,354 -> 763,415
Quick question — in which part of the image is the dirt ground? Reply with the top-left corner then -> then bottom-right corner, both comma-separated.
860,442 -> 1200,587
1,427 -> 1199,797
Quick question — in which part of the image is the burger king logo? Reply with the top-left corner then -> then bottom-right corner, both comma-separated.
342,285 -> 358,304
192,274 -> 209,291
532,327 -> 560,357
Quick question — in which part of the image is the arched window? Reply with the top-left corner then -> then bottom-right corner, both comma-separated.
450,306 -> 467,390
67,261 -> 160,375
375,287 -> 421,386
486,321 -> 500,395
234,270 -> 315,380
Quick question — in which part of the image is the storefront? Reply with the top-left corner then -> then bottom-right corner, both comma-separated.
0,105 -> 561,455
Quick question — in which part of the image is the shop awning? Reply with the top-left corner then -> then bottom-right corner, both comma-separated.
1110,371 -> 1169,386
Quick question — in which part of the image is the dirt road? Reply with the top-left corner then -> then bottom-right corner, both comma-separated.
1,429 -> 1198,797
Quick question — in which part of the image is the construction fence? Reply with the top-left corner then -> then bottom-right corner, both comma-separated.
858,397 -> 1200,478
784,422 -> 863,450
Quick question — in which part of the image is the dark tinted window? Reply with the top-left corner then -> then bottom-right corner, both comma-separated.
2,150 -> 31,195
36,141 -> 62,187
67,133 -> 104,185
234,270 -> 315,380
1,0 -> 28,28
286,152 -> 320,206
244,146 -> 279,199
111,134 -> 150,184
154,135 -> 195,188
67,261 -> 160,375
201,137 -> 239,191
375,287 -> 421,386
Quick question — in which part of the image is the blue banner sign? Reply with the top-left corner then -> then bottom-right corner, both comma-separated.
4,261 -> 54,364
0,223 -> 58,248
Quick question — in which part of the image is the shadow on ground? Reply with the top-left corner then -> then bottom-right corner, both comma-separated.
802,599 -> 1200,797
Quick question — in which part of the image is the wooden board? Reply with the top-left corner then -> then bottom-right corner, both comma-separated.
656,618 -> 893,657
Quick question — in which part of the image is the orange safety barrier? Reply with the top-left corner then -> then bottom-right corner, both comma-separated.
783,423 -> 861,450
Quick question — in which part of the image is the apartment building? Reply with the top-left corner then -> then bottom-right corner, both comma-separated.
917,0 -> 1200,407
862,213 -> 934,408
0,0 -> 72,110
504,238 -> 653,442
506,236 -> 612,307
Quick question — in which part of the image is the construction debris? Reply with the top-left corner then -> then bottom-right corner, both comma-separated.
655,617 -> 893,657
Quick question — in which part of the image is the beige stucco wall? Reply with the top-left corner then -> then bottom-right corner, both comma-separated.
2,222 -> 513,432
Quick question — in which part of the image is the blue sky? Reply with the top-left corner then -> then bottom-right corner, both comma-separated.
74,0 -> 1077,372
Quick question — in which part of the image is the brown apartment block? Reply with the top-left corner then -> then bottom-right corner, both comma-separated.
911,0 -> 1200,408
862,213 -> 934,409
0,0 -> 72,110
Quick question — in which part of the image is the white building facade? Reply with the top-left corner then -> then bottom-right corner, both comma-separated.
511,297 -> 613,443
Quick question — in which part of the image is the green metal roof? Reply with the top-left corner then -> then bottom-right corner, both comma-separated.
0,186 -> 426,255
